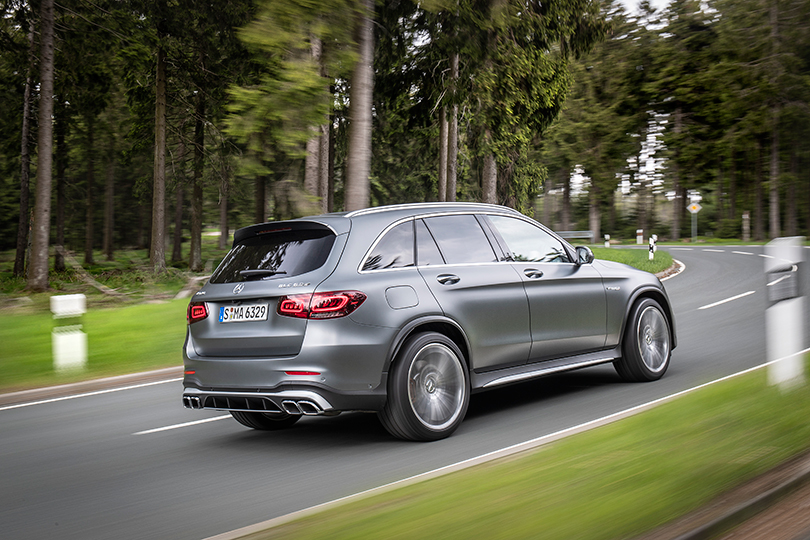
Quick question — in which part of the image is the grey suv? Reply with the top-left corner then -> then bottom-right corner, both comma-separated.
183,203 -> 675,441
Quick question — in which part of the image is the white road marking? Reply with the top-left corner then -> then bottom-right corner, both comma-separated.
134,415 -> 231,435
671,247 -> 694,251
698,290 -> 756,310
0,378 -> 183,412
204,348 -> 810,540
703,249 -> 725,253
760,254 -> 774,259
732,251 -> 754,256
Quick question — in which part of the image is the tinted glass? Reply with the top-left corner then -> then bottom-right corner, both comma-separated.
210,229 -> 335,283
362,221 -> 415,271
415,219 -> 444,266
488,215 -> 570,263
423,215 -> 497,264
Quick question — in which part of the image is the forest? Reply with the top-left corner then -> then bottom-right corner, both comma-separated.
2,0 -> 809,291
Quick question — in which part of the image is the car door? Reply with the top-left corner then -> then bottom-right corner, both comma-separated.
417,214 -> 532,371
484,214 -> 607,361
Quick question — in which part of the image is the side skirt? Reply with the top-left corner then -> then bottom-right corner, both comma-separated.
471,347 -> 621,391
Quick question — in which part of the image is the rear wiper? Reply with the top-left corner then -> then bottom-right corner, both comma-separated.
238,269 -> 287,280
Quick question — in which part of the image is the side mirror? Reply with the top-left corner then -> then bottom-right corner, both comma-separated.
576,246 -> 594,265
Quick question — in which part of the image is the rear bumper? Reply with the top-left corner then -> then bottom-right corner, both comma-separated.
182,380 -> 388,415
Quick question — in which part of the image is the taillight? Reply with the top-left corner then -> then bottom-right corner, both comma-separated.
278,291 -> 366,319
187,302 -> 209,324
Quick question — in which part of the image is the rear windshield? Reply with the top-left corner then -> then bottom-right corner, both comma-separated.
209,229 -> 336,284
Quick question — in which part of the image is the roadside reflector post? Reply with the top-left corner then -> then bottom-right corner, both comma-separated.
636,229 -> 643,245
604,234 -> 610,249
50,294 -> 88,373
765,237 -> 805,389
648,234 -> 658,261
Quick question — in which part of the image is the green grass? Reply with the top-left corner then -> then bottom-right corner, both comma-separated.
592,246 -> 674,275
0,299 -> 188,391
244,360 -> 810,540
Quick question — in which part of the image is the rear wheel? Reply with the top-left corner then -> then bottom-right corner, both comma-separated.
379,332 -> 469,441
615,298 -> 671,382
230,410 -> 301,430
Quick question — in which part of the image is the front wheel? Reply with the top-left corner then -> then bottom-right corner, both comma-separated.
614,298 -> 671,382
379,332 -> 469,441
230,410 -> 301,430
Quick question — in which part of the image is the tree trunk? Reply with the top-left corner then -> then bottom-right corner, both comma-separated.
482,148 -> 497,204
219,173 -> 229,250
438,107 -> 448,201
255,176 -> 265,223
755,141 -> 765,241
304,36 -> 323,199
786,145 -> 797,236
671,107 -> 683,241
446,53 -> 459,203
55,106 -> 67,273
103,135 -> 115,261
769,104 -> 780,239
84,117 -> 96,265
589,186 -> 601,246
344,0 -> 374,211
319,123 -> 330,213
28,0 -> 56,292
14,19 -> 36,278
768,1 -> 780,240
561,169 -> 571,231
189,94 -> 205,272
150,46 -> 167,272
171,139 -> 186,264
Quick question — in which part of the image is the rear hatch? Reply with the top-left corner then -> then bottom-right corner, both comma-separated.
188,221 -> 346,357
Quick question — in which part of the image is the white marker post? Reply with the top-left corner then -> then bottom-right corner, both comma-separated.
648,234 -> 658,261
636,229 -> 643,245
604,234 -> 610,249
50,294 -> 88,373
764,237 -> 805,389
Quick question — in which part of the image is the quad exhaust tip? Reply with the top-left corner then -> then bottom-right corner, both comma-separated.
282,400 -> 322,416
183,395 -> 202,409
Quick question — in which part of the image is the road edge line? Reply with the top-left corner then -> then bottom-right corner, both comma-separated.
203,350 -> 810,540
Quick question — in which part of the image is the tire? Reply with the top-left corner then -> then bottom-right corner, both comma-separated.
230,410 -> 301,430
379,332 -> 470,441
614,298 -> 671,382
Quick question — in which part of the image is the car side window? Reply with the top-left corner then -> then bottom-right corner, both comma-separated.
423,215 -> 497,264
487,215 -> 570,263
415,219 -> 445,266
362,221 -> 415,271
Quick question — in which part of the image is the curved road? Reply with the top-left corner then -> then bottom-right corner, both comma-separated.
1,245 -> 802,539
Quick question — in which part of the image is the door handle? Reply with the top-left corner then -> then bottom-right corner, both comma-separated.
437,274 -> 460,285
524,269 -> 544,279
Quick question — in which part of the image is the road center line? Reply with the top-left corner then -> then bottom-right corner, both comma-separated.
703,249 -> 725,253
732,251 -> 754,256
134,415 -> 231,435
698,290 -> 756,310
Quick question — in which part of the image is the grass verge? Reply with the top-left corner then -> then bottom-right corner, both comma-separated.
592,246 -> 673,275
244,360 -> 810,540
0,299 -> 187,392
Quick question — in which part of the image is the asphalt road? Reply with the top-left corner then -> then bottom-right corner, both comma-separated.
1,245 -> 802,540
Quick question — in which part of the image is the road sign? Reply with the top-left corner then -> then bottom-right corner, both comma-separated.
687,203 -> 702,214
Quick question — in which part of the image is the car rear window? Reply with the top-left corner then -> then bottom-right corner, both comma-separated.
209,229 -> 336,283
362,221 -> 415,271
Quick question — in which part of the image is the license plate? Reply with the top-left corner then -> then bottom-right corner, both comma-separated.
219,303 -> 269,323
